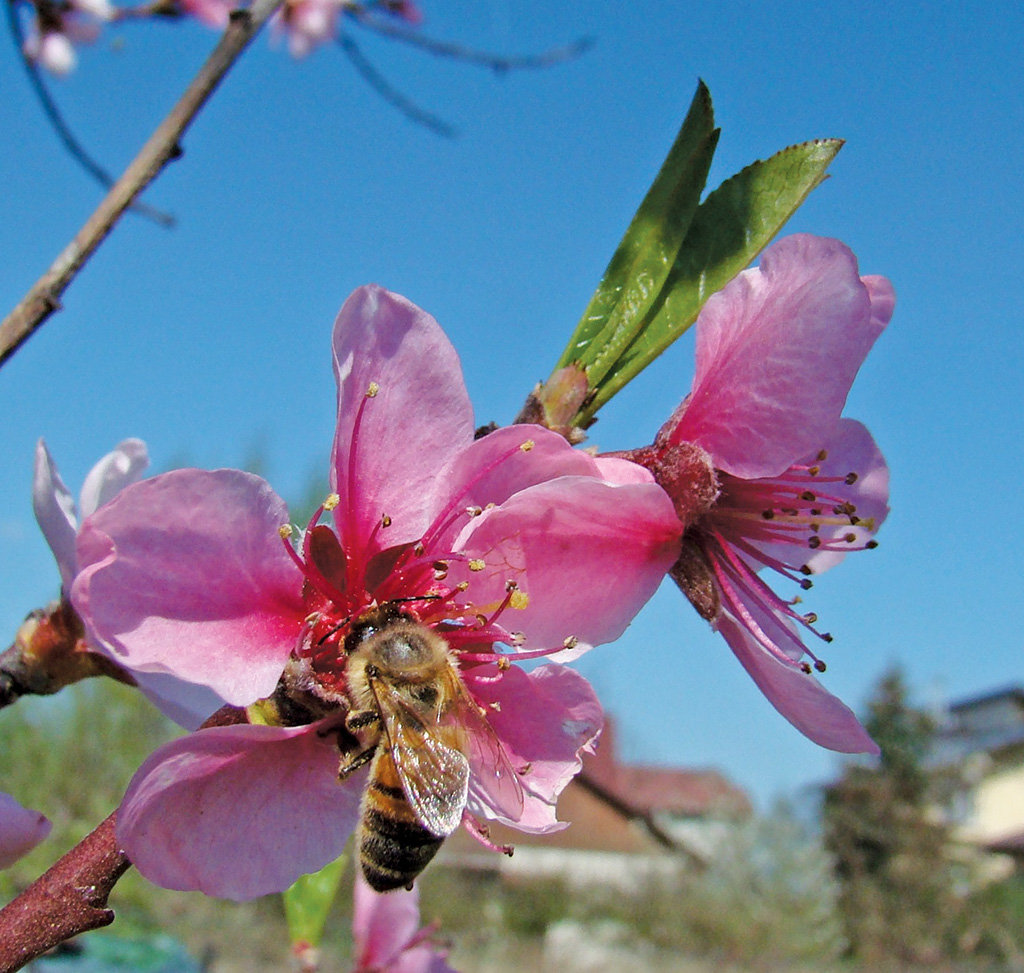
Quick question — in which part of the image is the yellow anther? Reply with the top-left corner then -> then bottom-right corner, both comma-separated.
489,701 -> 502,712
381,514 -> 392,528
455,581 -> 470,592
519,439 -> 535,452
497,656 -> 511,671
278,524 -> 293,539
366,381 -> 380,398
323,493 -> 340,511
468,559 -> 486,572
563,635 -> 579,650
509,590 -> 530,610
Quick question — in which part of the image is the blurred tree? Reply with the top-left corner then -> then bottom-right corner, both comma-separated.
822,667 -> 960,964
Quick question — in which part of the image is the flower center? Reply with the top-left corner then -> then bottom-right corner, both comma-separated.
693,450 -> 880,674
277,433 -> 559,697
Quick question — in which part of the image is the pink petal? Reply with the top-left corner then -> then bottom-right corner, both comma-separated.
803,419 -> 889,574
592,455 -> 658,485
673,234 -> 893,479
330,286 -> 475,558
27,31 -> 76,75
33,439 -> 78,590
393,947 -> 456,973
452,477 -> 681,652
132,670 -> 226,731
180,0 -> 232,28
72,469 -> 304,707
353,872 -> 421,969
0,792 -> 51,869
721,419 -> 889,579
422,425 -> 605,553
118,722 -> 361,900
716,608 -> 878,754
464,664 -> 602,832
79,438 -> 149,519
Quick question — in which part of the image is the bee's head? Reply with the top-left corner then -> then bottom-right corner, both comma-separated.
343,603 -> 414,656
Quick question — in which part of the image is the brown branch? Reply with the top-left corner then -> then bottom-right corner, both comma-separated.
1,599 -> 135,709
0,813 -> 128,973
575,768 -> 707,869
0,0 -> 286,369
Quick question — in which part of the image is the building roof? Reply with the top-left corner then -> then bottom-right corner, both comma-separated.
933,684 -> 1024,765
583,718 -> 752,819
441,716 -> 750,863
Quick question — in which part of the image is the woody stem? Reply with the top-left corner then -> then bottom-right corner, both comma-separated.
0,0 -> 285,368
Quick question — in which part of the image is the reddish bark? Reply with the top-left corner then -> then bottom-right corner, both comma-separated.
0,813 -> 129,972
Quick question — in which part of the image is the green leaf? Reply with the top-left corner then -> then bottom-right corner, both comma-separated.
284,853 -> 347,949
554,80 -> 719,384
579,138 -> 844,421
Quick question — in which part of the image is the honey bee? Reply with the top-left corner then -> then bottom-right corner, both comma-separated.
339,604 -> 523,892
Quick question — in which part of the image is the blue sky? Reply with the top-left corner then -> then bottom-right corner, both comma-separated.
1,1 -> 1022,808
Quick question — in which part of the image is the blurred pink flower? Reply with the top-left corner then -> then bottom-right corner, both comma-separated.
352,871 -> 455,973
22,0 -> 113,75
271,0 -> 423,57
272,0 -> 340,57
75,285 -> 682,899
177,0 -> 233,29
0,792 -> 50,869
619,235 -> 894,754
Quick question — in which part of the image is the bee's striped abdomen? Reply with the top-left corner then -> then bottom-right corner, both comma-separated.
358,750 -> 444,892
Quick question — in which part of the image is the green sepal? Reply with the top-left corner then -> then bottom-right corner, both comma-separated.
554,80 -> 719,384
284,853 -> 347,949
577,138 -> 844,423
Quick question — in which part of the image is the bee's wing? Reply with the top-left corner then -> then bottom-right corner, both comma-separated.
375,683 -> 470,838
447,676 -> 525,820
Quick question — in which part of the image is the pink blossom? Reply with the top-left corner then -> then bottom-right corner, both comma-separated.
272,0 -> 341,57
33,439 -> 223,729
177,0 -> 233,29
270,0 -> 422,58
22,0 -> 113,75
352,871 -> 455,973
34,438 -> 149,593
619,235 -> 894,754
74,285 -> 682,900
0,792 -> 50,869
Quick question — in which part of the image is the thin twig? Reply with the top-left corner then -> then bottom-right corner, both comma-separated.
5,0 -> 176,226
338,32 -> 455,137
348,8 -> 594,74
0,0 -> 286,369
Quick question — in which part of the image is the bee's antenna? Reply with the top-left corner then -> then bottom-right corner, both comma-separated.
317,614 -> 353,648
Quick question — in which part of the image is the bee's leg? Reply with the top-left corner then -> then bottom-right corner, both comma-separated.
338,744 -> 377,780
